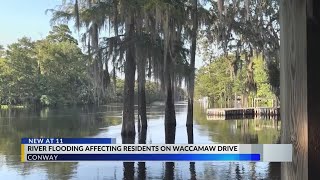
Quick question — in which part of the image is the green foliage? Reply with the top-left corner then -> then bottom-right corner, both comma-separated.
0,22 -> 177,107
36,40 -> 89,105
195,56 -> 231,101
198,0 -> 280,99
254,55 -> 274,98
0,58 -> 14,104
107,78 -> 185,104
252,55 -> 275,106
0,25 -> 92,107
0,37 -> 38,105
47,24 -> 78,44
195,54 -> 274,107
267,60 -> 280,98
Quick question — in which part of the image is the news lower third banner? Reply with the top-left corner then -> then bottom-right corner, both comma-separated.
21,138 -> 292,162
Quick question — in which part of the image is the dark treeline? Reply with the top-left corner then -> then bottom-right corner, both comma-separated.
0,25 -> 185,108
107,78 -> 185,103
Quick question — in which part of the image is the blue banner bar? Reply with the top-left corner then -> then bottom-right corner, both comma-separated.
21,138 -> 114,144
26,154 -> 260,161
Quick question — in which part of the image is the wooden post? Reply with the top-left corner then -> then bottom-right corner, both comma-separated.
280,0 -> 307,179
281,0 -> 320,179
306,0 -> 320,178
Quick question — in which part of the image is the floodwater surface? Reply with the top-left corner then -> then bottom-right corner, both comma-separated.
0,103 -> 281,180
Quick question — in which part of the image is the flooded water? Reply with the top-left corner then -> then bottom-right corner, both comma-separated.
0,103 -> 281,180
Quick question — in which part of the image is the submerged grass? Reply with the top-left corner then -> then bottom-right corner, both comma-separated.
0,105 -> 27,109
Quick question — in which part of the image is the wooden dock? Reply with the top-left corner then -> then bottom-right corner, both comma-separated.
206,107 -> 280,120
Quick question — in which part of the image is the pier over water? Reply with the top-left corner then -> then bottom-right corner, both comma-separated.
207,107 -> 280,120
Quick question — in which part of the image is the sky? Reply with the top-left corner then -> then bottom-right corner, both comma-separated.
0,0 -> 204,68
0,0 -> 65,46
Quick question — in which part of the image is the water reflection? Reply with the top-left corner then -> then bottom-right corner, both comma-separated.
189,162 -> 196,180
164,122 -> 176,180
187,123 -> 197,180
44,163 -> 77,180
195,108 -> 281,144
0,103 -> 281,179
138,128 -> 147,180
164,162 -> 175,180
122,133 -> 135,180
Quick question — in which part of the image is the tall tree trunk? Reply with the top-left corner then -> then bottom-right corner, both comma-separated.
187,125 -> 194,144
187,0 -> 198,126
163,8 -> 176,127
121,15 -> 136,137
165,77 -> 176,126
138,57 -> 147,129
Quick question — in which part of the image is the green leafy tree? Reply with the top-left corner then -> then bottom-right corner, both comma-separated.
0,57 -> 14,105
198,0 -> 280,100
254,55 -> 273,97
0,25 -> 91,107
36,40 -> 88,106
195,56 -> 231,106
195,54 -> 274,108
252,55 -> 274,106
4,37 -> 39,106
47,24 -> 78,44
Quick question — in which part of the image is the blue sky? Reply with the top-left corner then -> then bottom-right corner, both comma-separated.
0,0 -> 63,46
